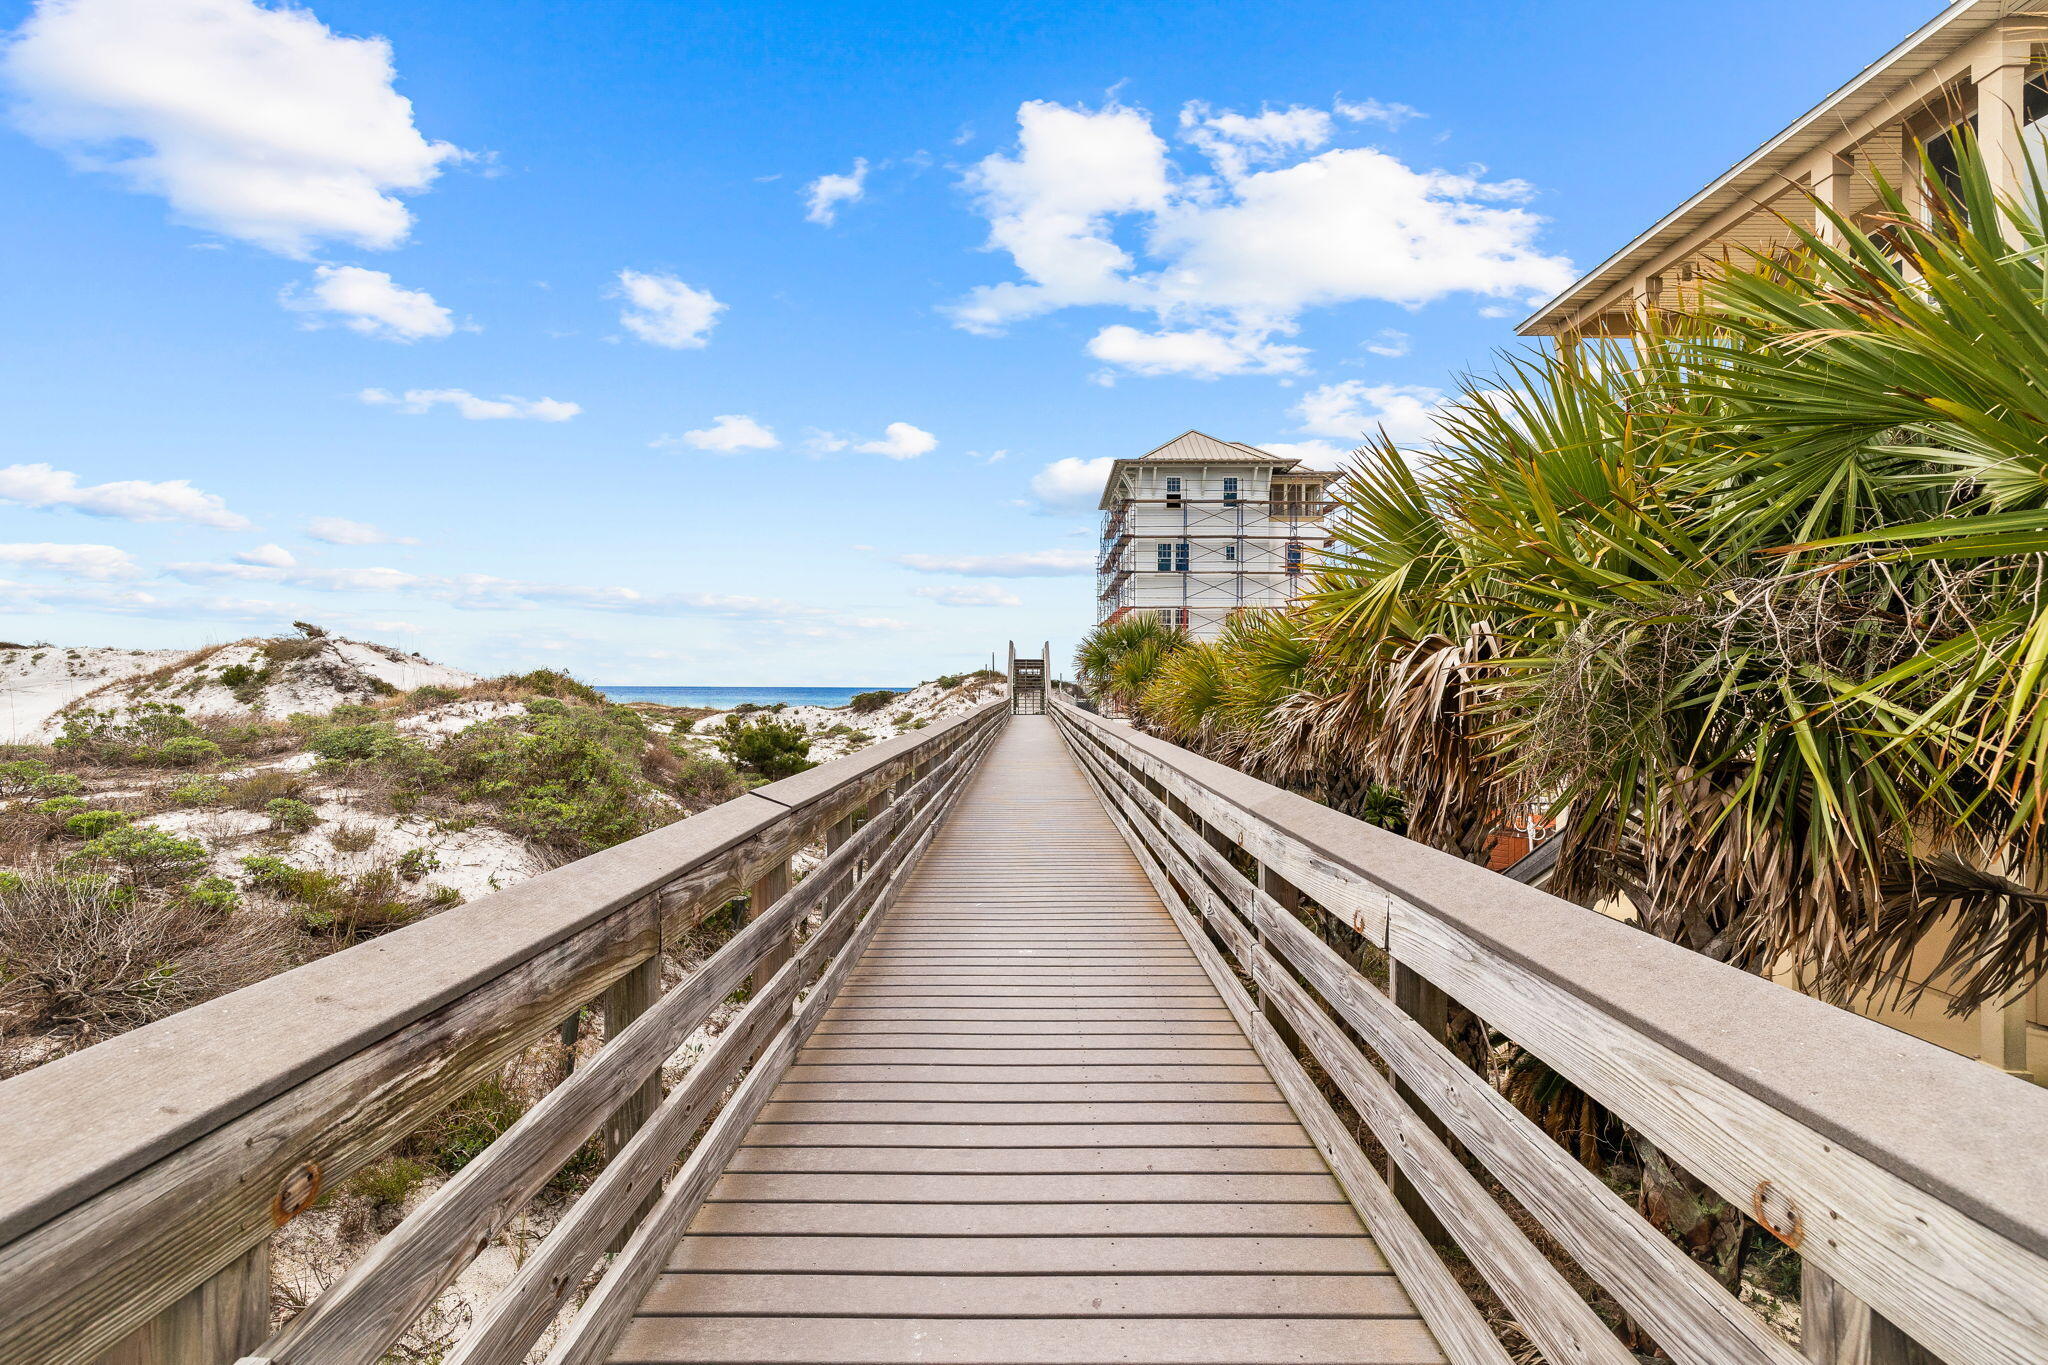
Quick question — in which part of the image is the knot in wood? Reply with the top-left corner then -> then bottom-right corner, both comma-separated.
272,1161 -> 322,1226
1751,1179 -> 1802,1247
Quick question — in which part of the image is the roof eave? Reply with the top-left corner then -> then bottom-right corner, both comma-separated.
1517,0 -> 2015,336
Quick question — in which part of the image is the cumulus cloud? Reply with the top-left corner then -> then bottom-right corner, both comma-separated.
305,515 -> 418,546
1086,325 -> 1305,379
234,543 -> 296,568
360,387 -> 579,420
804,157 -> 869,225
948,97 -> 1572,377
1029,456 -> 1113,512
893,549 -> 1091,577
1294,379 -> 1453,447
0,461 -> 250,529
2,0 -> 463,257
0,542 -> 139,579
615,270 -> 724,349
913,584 -> 1024,608
855,422 -> 937,460
656,414 -> 780,453
283,266 -> 457,341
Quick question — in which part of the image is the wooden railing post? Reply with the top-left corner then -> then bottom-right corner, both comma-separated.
745,858 -> 793,988
1801,1262 -> 1939,1364
1255,865 -> 1306,1062
95,1242 -> 267,1365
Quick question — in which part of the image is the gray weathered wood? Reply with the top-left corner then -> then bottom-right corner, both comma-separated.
0,702 -> 1003,1365
95,1243 -> 267,1365
1056,693 -> 2048,1365
1802,1263 -> 1941,1364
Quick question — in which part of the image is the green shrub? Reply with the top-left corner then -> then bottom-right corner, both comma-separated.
61,809 -> 131,840
307,721 -> 408,762
395,846 -> 440,881
34,795 -> 87,816
329,703 -> 382,725
29,772 -> 84,797
54,703 -> 200,763
266,797 -> 320,833
672,753 -> 744,806
0,869 -> 22,894
427,885 -> 463,908
179,876 -> 242,913
495,669 -> 605,705
329,823 -> 377,852
933,674 -> 963,689
216,663 -> 259,689
155,736 -> 222,768
0,759 -> 51,795
167,776 -> 229,807
239,854 -> 334,901
346,1156 -> 431,1210
431,706 -> 654,852
847,689 -> 900,714
71,825 -> 211,885
407,684 -> 461,708
713,716 -> 816,780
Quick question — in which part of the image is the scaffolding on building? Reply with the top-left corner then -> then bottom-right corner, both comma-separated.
1096,494 -> 1335,632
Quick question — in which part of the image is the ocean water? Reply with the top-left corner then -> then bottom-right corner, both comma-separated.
595,685 -> 909,710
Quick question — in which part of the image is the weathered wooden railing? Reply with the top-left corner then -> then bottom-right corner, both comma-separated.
1052,693 -> 2048,1365
0,699 -> 1005,1365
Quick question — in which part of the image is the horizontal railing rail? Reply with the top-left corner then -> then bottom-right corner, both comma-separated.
0,699 -> 1006,1365
1051,693 -> 2048,1365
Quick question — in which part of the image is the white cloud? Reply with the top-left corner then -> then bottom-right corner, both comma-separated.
856,422 -> 937,460
0,542 -> 139,579
658,414 -> 780,453
1364,329 -> 1409,357
1029,456 -> 1113,512
1335,97 -> 1422,128
894,549 -> 1091,577
968,449 -> 1008,463
804,157 -> 869,225
1086,324 -> 1305,379
803,429 -> 851,455
615,270 -> 724,349
948,97 -> 1572,377
304,515 -> 418,546
282,266 -> 456,341
360,387 -> 579,420
3,0 -> 463,257
913,584 -> 1024,608
234,543 -> 296,568
1295,379 -> 1452,447
0,579 -> 283,620
0,461 -> 250,529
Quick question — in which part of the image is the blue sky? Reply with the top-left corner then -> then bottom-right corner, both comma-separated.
0,0 -> 1938,683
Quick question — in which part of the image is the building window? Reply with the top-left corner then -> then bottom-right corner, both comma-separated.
1174,542 -> 1190,572
1164,476 -> 1182,509
1285,541 -> 1303,574
1926,121 -> 1965,205
1223,544 -> 1237,563
1222,476 -> 1239,505
1156,542 -> 1172,571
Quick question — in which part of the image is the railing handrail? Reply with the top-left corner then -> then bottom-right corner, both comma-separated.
0,698 -> 1005,1364
1052,692 -> 2048,1365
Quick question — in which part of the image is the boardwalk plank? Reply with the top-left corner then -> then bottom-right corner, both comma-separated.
607,716 -> 1441,1365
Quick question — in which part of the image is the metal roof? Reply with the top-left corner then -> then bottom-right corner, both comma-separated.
1517,0 -> 2023,335
1131,430 -> 1296,464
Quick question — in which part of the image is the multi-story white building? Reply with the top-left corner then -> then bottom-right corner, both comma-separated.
1096,430 -> 1336,641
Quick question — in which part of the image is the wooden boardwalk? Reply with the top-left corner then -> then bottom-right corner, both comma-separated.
608,715 -> 1444,1364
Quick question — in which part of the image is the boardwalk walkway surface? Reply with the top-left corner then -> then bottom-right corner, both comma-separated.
608,715 -> 1444,1364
